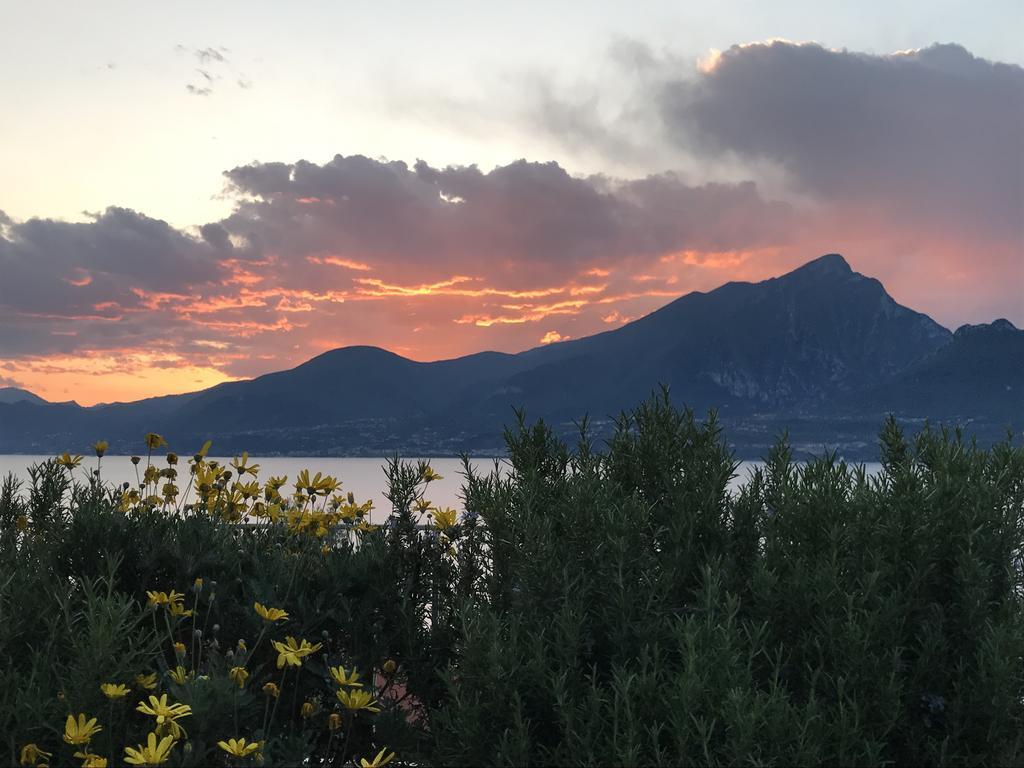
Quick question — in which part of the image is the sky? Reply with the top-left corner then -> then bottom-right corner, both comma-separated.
1,0 -> 1022,405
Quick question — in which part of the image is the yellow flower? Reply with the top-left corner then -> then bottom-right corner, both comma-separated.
144,433 -> 168,450
168,666 -> 188,685
360,747 -> 396,768
14,514 -> 28,532
74,752 -> 108,768
328,713 -> 343,731
146,591 -> 169,608
382,659 -> 397,675
56,453 -> 83,469
168,601 -> 193,618
136,693 -> 192,726
155,719 -> 185,740
229,666 -> 249,688
218,738 -> 261,757
336,688 -> 381,713
420,465 -> 443,482
272,636 -> 323,668
100,683 -> 130,700
173,642 -> 186,656
193,439 -> 212,462
263,682 -> 280,698
135,672 -> 158,691
300,701 -> 315,718
294,469 -> 338,496
124,732 -> 176,766
93,441 -> 109,458
272,634 -> 323,671
231,452 -> 261,477
19,743 -> 52,766
63,713 -> 102,745
329,665 -> 364,688
254,602 -> 289,622
432,507 -> 458,531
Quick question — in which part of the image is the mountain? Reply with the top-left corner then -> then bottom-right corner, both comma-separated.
0,387 -> 47,405
856,318 -> 1023,422
0,254 -> 1018,459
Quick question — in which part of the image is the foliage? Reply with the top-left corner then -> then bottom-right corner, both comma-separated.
1,391 -> 1021,766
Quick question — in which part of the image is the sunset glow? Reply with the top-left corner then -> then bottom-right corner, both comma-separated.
0,4 -> 1020,406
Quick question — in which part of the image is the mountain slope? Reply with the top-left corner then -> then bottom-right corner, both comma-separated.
0,387 -> 48,405
0,254 -> 1017,458
857,319 -> 1023,420
458,254 -> 952,424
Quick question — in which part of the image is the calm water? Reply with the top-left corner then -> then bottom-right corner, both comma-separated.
0,456 -> 883,521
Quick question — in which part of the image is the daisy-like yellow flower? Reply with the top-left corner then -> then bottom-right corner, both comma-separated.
254,602 -> 289,623
272,636 -> 323,668
19,743 -> 51,766
263,682 -> 280,699
231,452 -> 261,477
168,601 -> 193,618
420,465 -> 443,482
336,688 -> 381,714
193,439 -> 212,462
360,747 -> 397,768
74,751 -> 108,768
100,683 -> 130,700
229,666 -> 249,688
300,701 -> 315,718
124,732 -> 176,766
56,453 -> 83,469
382,659 -> 398,675
168,666 -> 188,685
432,507 -> 458,531
218,738 -> 261,757
173,642 -> 186,656
154,719 -> 185,740
144,433 -> 168,450
136,693 -> 192,726
135,672 -> 158,691
63,713 -> 102,745
145,591 -> 169,608
92,440 -> 109,458
329,665 -> 364,688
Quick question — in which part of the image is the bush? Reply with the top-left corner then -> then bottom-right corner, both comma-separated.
1,392 -> 1021,766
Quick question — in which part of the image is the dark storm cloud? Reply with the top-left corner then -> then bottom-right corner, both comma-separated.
0,208 -> 231,354
221,154 -> 792,284
661,42 -> 1024,241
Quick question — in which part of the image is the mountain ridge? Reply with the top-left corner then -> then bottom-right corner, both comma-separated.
1,254 -> 1018,459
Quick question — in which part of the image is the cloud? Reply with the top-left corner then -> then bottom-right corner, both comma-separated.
0,154 -> 797,402
3,39 -> 1021,403
220,154 -> 793,288
661,41 -> 1024,243
177,44 -> 250,96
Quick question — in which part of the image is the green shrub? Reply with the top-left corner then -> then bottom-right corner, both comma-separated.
1,391 -> 1020,766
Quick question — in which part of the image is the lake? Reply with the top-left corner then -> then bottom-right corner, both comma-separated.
0,455 -> 884,522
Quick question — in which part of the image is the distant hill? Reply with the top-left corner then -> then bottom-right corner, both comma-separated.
0,254 -> 1018,459
0,387 -> 47,405
854,318 -> 1023,423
